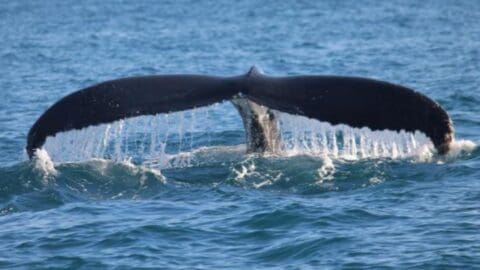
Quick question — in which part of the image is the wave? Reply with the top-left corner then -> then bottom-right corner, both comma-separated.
4,104 -> 477,215
2,139 -> 478,216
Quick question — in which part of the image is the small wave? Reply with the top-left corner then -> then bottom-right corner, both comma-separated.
257,236 -> 351,262
2,138 -> 473,215
0,158 -> 168,215
26,135 -> 478,197
227,154 -> 398,193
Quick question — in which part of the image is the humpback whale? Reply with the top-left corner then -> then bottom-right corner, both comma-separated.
26,66 -> 454,159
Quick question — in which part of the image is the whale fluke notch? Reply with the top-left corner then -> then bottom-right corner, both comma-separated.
26,67 -> 454,159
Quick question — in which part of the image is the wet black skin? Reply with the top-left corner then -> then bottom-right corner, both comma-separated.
27,66 -> 453,158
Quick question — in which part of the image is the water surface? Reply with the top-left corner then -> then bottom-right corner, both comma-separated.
1,1 -> 480,269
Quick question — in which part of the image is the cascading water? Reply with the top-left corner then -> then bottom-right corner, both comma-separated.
41,102 -> 245,168
275,111 -> 434,160
40,101 -> 441,169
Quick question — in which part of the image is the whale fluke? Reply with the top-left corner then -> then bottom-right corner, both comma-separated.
26,67 -> 454,159
244,71 -> 453,154
26,75 -> 242,158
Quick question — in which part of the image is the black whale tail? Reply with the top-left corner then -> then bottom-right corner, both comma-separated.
26,67 -> 454,159
26,74 -> 243,158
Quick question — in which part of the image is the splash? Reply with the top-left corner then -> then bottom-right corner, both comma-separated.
32,148 -> 57,179
316,154 -> 335,182
440,139 -> 477,162
39,102 -> 476,169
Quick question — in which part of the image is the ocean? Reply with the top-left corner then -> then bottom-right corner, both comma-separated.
1,1 -> 479,269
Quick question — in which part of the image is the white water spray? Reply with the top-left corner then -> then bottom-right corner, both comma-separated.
275,111 -> 436,161
42,102 -> 244,168
31,148 -> 57,182
39,102 -> 476,169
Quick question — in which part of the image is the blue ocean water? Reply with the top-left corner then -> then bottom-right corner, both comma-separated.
1,0 -> 480,269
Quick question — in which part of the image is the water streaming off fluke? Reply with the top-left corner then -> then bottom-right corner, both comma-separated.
39,102 -> 440,168
275,111 -> 434,160
42,102 -> 243,166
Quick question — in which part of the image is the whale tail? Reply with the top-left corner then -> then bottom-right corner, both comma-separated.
26,67 -> 454,159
